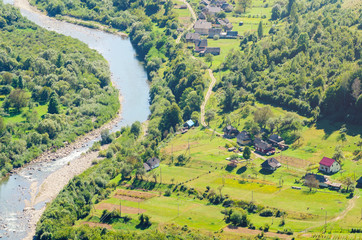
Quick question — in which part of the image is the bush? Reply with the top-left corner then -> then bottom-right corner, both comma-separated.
229,210 -> 249,227
164,189 -> 171,196
259,208 -> 273,217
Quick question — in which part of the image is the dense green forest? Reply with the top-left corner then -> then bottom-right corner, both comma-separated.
0,2 -> 119,177
218,0 -> 361,122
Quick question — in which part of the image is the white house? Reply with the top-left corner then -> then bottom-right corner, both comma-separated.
319,157 -> 340,173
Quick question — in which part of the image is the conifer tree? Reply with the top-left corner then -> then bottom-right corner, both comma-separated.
48,92 -> 60,114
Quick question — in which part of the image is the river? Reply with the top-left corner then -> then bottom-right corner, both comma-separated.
0,0 -> 150,239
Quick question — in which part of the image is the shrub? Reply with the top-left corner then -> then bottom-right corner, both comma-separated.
259,208 -> 273,217
164,189 -> 171,196
229,210 -> 250,227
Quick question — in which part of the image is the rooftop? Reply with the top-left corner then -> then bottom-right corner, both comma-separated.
319,157 -> 336,167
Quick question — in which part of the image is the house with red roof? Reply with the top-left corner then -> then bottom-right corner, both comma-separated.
319,157 -> 340,173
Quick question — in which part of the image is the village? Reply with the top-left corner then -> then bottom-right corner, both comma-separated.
143,120 -> 360,193
178,0 -> 241,56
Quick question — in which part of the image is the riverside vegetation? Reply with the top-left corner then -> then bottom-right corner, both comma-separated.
0,1 -> 119,177
19,0 -> 362,239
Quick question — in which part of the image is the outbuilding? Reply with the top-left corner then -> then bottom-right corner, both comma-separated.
261,157 -> 281,171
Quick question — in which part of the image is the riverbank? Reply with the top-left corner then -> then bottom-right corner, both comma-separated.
14,0 -> 128,37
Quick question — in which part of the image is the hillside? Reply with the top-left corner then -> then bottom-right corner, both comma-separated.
0,1 -> 119,177
30,0 -> 362,239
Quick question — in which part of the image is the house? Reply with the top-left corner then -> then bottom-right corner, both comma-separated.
201,47 -> 221,56
225,31 -> 238,39
261,157 -> 281,171
143,157 -> 160,171
223,125 -> 239,138
200,0 -> 210,5
221,3 -> 233,12
194,20 -> 212,35
185,32 -> 201,43
217,18 -> 233,30
204,5 -> 222,16
177,27 -> 184,33
198,12 -> 207,20
254,138 -> 275,155
184,119 -> 195,129
268,134 -> 287,149
194,39 -> 208,52
356,177 -> 362,188
208,28 -> 222,38
237,131 -> 252,145
319,157 -> 341,173
179,4 -> 187,9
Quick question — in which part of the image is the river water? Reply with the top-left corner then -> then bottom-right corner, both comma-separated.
0,0 -> 150,239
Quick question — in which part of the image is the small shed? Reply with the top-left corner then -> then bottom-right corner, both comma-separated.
184,119 -> 195,129
144,157 -> 160,171
261,157 -> 281,171
239,21 -> 244,26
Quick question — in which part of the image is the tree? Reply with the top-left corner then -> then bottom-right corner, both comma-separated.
337,124 -> 347,145
131,121 -> 142,138
5,89 -> 30,112
257,21 -> 263,39
351,78 -> 361,102
0,117 -> 5,136
342,177 -> 354,192
333,145 -> 344,164
305,174 -> 319,192
37,119 -> 60,139
243,146 -> 251,159
253,106 -> 273,128
239,0 -> 252,13
164,0 -> 173,15
205,53 -> 213,66
205,109 -> 216,126
229,210 -> 249,227
287,0 -> 295,15
297,32 -> 309,52
18,76 -> 24,89
159,103 -> 182,134
48,92 -> 60,114
271,4 -> 281,20
136,167 -> 146,180
101,129 -> 112,145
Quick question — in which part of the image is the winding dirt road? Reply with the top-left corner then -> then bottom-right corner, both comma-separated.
176,0 -> 197,43
201,69 -> 217,127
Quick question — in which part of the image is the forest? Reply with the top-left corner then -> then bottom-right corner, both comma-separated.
218,0 -> 361,122
0,2 -> 119,177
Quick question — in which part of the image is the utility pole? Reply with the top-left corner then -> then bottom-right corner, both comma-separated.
178,198 -> 180,217
324,211 -> 327,233
138,201 -> 140,215
120,199 -> 122,218
160,166 -> 162,184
